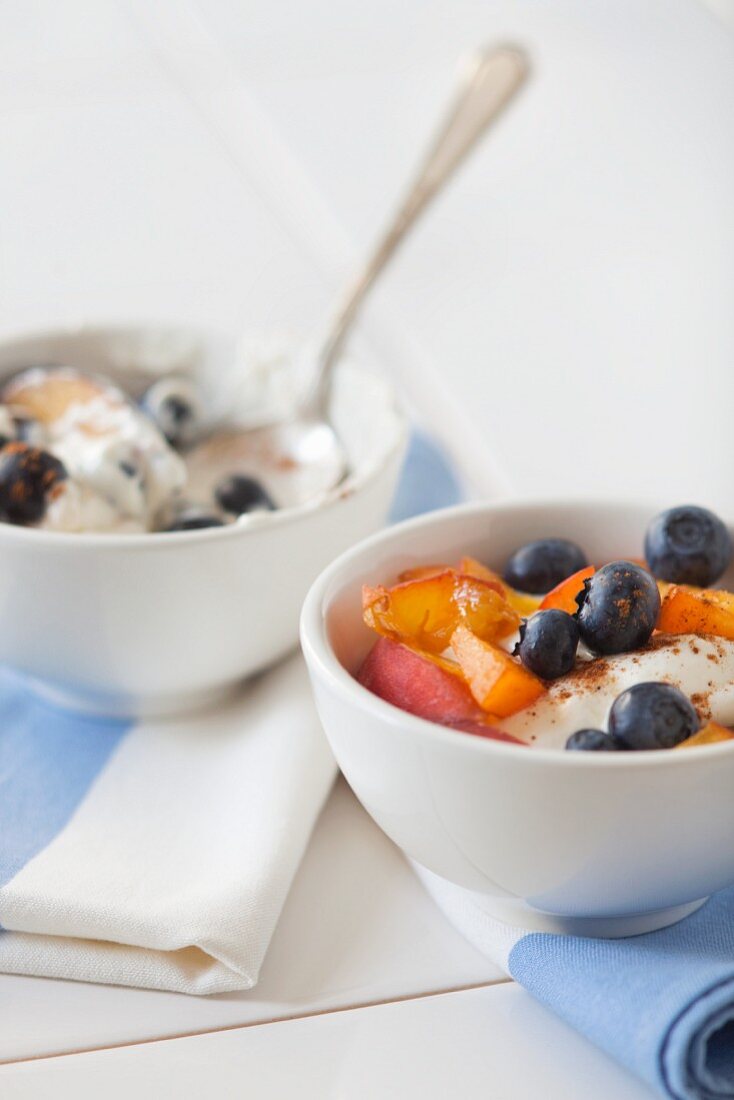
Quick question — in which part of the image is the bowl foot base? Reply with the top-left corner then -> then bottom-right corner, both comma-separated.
469,894 -> 708,937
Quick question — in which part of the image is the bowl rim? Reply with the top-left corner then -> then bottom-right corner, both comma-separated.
0,322 -> 409,550
300,496 -> 734,768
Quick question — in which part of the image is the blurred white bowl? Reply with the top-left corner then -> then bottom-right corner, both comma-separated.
0,324 -> 407,715
301,499 -> 734,936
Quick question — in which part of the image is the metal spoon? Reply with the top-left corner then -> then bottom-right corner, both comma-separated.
212,44 -> 530,507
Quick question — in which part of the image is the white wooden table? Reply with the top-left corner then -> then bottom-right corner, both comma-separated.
0,1 -> 731,1094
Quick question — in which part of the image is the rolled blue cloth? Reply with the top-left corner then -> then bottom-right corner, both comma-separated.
509,890 -> 734,1099
400,438 -> 734,1099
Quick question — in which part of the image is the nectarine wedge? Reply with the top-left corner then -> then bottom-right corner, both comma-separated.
675,721 -> 734,748
362,570 -> 519,653
459,556 -> 542,615
658,585 -> 734,641
398,564 -> 455,582
539,566 -> 595,613
450,625 -> 546,717
357,638 -> 523,743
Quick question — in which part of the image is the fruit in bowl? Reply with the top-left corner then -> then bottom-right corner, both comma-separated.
300,500 -> 734,935
354,504 -> 734,753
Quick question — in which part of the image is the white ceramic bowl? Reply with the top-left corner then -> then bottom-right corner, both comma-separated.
301,499 -> 734,936
0,324 -> 407,715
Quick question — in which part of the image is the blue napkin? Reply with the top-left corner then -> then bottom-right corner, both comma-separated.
400,434 -> 734,1100
389,430 -> 466,523
509,889 -> 734,1099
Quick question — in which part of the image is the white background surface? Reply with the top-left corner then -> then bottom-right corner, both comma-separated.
1,984 -> 653,1100
2,0 -> 733,503
0,1 -> 732,1096
208,0 -> 734,506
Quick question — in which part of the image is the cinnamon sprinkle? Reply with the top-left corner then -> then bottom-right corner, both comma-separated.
546,633 -> 727,701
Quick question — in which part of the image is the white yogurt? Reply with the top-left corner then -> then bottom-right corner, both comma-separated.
0,339 -> 363,532
500,634 -> 734,749
2,368 -> 187,531
42,480 -> 146,534
51,393 -> 186,524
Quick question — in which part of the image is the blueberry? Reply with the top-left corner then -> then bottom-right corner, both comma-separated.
575,560 -> 660,654
0,443 -> 67,524
503,538 -> 588,594
215,474 -> 276,516
159,396 -> 192,441
566,729 -> 627,752
165,511 -> 225,532
608,682 -> 700,750
516,610 -> 579,679
645,505 -> 732,587
141,377 -> 202,448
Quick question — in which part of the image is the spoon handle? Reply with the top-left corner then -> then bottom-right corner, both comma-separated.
311,43 -> 530,406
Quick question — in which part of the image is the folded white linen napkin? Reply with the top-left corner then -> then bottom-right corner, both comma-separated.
0,657 -> 335,994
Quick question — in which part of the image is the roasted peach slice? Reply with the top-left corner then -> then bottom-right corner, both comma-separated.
363,570 -> 519,654
357,637 -> 524,743
675,721 -> 734,748
358,637 -> 480,723
459,556 -> 542,615
458,556 -> 499,583
363,570 -> 458,653
540,566 -> 595,613
450,625 -> 546,717
657,584 -> 734,641
397,564 -> 455,582
452,573 -> 521,640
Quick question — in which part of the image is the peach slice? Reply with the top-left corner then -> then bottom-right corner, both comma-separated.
3,367 -> 115,425
452,573 -> 521,640
363,570 -> 457,653
459,556 -> 502,583
540,566 -> 595,614
657,584 -> 734,641
358,639 -> 523,744
362,570 -> 519,654
398,564 -> 454,582
675,721 -> 734,748
450,625 -> 546,717
459,556 -> 542,615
